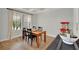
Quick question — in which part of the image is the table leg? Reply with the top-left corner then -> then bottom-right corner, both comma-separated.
36,35 -> 40,48
44,31 -> 46,43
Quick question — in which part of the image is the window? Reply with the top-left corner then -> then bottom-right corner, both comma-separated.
12,12 -> 21,30
12,11 -> 32,31
27,15 -> 32,28
23,14 -> 32,28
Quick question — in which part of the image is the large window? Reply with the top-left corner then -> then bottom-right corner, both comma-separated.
12,11 -> 32,31
12,12 -> 21,30
23,14 -> 32,28
8,10 -> 32,39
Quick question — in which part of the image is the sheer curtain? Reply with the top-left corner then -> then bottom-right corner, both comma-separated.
8,10 -> 32,39
12,11 -> 22,39
23,14 -> 32,29
8,10 -> 23,39
8,10 -> 13,40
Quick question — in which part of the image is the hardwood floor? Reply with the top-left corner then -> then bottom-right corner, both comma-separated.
0,36 -> 55,50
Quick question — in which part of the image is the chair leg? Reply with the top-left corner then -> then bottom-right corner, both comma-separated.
28,37 -> 29,43
22,34 -> 24,39
25,36 -> 27,41
31,39 -> 33,46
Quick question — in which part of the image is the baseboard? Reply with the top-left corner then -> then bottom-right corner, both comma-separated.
0,38 -> 9,42
11,34 -> 22,39
0,34 -> 22,42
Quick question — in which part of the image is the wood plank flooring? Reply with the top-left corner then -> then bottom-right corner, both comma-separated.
0,36 -> 55,50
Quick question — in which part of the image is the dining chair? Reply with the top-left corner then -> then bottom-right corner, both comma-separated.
38,27 -> 43,31
27,29 -> 37,46
32,26 -> 37,32
32,26 -> 37,29
22,28 -> 27,40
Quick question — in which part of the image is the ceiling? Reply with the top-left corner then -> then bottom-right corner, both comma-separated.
12,8 -> 50,14
10,8 -> 60,14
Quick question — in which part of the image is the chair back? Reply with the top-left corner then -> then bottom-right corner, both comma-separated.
32,26 -> 36,29
27,29 -> 32,37
38,27 -> 43,31
22,28 -> 27,39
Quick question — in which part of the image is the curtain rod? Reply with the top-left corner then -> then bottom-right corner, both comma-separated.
7,8 -> 33,15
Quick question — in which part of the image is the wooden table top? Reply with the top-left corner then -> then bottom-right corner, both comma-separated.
32,31 -> 46,35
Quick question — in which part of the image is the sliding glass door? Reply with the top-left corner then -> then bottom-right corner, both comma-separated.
8,9 -> 32,40
11,11 -> 22,39
23,14 -> 32,29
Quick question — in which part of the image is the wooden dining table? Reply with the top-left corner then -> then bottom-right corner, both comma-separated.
32,31 -> 46,48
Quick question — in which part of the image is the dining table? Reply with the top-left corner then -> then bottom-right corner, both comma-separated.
32,30 -> 46,48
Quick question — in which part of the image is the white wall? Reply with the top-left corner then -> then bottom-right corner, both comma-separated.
0,9 -> 1,39
36,8 -> 73,37
32,14 -> 38,27
0,8 -> 9,41
73,8 -> 79,37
